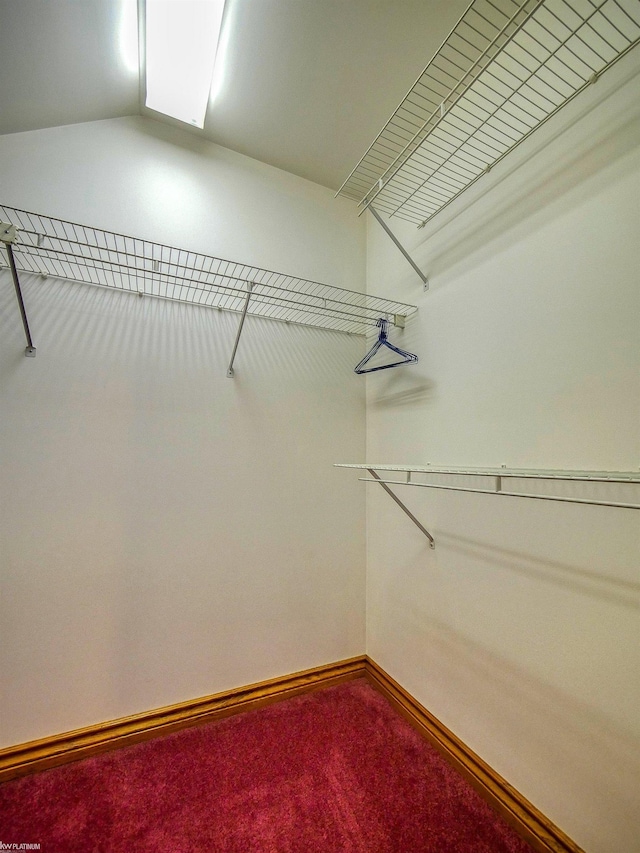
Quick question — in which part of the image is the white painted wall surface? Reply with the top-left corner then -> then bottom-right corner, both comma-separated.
0,115 -> 364,288
0,117 -> 366,746
363,53 -> 640,853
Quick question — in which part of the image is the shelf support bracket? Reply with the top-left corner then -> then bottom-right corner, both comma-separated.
1,222 -> 36,357
227,282 -> 253,378
367,468 -> 435,548
369,207 -> 428,289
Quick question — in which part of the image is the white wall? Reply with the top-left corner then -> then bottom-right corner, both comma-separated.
0,116 -> 366,746
364,52 -> 640,853
0,115 -> 364,287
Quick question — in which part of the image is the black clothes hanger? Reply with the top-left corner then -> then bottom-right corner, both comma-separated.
354,317 -> 418,374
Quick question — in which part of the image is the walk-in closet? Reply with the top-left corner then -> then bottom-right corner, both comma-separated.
1,2 -> 638,852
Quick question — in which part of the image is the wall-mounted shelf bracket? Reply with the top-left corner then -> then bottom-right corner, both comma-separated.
367,468 -> 435,549
369,207 -> 428,290
1,221 -> 36,356
227,282 -> 253,378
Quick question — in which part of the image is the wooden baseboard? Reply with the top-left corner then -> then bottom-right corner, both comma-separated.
0,656 -> 366,783
364,657 -> 584,853
0,653 -> 583,853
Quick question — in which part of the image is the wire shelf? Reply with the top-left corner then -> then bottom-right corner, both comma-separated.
0,205 -> 417,336
334,463 -> 640,481
335,463 -> 640,510
336,0 -> 640,226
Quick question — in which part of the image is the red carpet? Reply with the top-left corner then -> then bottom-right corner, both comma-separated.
0,679 -> 534,852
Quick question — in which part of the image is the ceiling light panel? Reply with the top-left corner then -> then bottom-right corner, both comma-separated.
145,0 -> 225,128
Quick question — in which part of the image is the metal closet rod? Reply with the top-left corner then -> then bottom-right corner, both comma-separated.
357,477 -> 640,510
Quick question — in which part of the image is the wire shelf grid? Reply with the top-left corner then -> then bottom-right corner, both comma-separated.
0,205 -> 417,336
336,0 -> 640,226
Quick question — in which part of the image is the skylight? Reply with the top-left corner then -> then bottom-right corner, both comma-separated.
145,0 -> 226,129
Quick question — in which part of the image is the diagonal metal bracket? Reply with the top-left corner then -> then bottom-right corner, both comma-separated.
227,282 -> 253,377
367,468 -> 435,548
369,207 -> 428,290
1,222 -> 36,357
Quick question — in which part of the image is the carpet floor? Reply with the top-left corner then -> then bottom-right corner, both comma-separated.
0,679 -> 535,852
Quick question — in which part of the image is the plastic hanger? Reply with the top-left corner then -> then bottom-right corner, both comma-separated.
354,317 -> 418,374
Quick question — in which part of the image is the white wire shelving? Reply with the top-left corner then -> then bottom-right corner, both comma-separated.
0,204 -> 417,337
337,0 -> 640,227
336,463 -> 640,547
0,205 -> 418,374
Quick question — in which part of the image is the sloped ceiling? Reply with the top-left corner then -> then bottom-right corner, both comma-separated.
0,0 -> 468,190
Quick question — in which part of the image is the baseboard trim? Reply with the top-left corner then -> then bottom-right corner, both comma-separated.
0,656 -> 366,783
364,657 -> 584,853
0,654 -> 584,853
